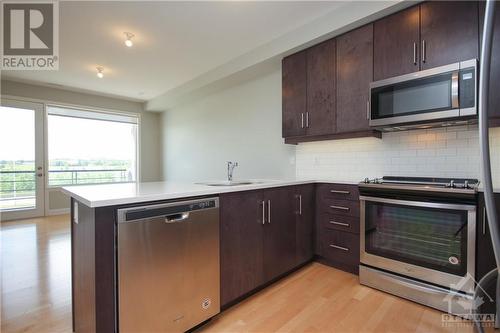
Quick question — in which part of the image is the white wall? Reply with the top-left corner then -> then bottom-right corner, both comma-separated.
161,68 -> 295,182
296,125 -> 500,186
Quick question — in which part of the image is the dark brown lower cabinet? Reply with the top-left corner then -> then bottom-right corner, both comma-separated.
314,183 -> 360,274
295,185 -> 315,264
476,193 -> 500,315
220,185 -> 314,307
220,190 -> 265,307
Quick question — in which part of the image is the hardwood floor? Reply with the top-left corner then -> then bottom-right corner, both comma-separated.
1,215 -> 477,333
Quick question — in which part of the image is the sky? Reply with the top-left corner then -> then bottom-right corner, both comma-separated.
0,106 -> 137,162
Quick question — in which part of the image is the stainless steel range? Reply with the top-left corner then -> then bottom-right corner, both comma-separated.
358,176 -> 479,315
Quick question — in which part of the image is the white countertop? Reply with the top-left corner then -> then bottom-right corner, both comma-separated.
62,179 -> 357,208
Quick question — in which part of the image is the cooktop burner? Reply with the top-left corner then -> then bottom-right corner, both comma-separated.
360,176 -> 480,193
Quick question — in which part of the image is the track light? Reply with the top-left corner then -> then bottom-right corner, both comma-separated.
96,66 -> 104,78
124,32 -> 134,47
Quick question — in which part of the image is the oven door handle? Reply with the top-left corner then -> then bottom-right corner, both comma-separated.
359,195 -> 476,212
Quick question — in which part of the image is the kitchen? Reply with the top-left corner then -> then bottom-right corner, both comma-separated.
1,1 -> 500,333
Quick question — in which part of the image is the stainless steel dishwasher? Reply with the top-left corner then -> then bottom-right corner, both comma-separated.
116,197 -> 220,333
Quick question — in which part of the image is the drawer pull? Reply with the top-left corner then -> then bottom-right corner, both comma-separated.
329,205 -> 350,211
329,221 -> 350,227
330,190 -> 350,195
329,244 -> 349,252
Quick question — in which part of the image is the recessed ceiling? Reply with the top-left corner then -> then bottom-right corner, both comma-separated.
1,1 -> 344,102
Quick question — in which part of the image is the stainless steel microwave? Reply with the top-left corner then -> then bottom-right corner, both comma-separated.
369,59 -> 477,130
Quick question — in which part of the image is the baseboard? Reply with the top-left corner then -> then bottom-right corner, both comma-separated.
47,208 -> 70,216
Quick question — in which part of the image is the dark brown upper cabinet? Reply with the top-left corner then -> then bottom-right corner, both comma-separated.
480,2 -> 500,124
373,5 -> 420,81
306,39 -> 336,136
374,2 -> 479,81
282,51 -> 307,138
336,24 -> 373,133
420,1 -> 478,70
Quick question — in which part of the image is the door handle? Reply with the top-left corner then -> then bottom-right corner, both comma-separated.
261,200 -> 266,225
421,40 -> 426,63
329,205 -> 350,211
413,42 -> 417,65
330,190 -> 350,195
301,113 -> 304,129
329,221 -> 350,227
267,200 -> 271,224
329,244 -> 349,252
483,206 -> 487,235
165,212 -> 190,223
451,71 -> 459,109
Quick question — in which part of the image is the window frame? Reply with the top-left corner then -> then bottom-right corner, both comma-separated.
45,103 -> 140,189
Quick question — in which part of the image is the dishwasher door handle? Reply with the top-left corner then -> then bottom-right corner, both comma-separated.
165,212 -> 190,223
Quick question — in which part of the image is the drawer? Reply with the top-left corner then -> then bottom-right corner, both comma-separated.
321,229 -> 360,267
320,213 -> 359,234
317,183 -> 359,201
319,198 -> 359,217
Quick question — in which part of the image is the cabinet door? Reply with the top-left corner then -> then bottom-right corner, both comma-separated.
420,1 -> 478,71
373,5 -> 420,80
476,193 -> 500,281
295,185 -> 315,265
480,3 -> 500,122
263,187 -> 296,282
336,24 -> 373,133
476,193 -> 500,315
220,191 -> 264,306
282,52 -> 307,138
306,39 -> 336,136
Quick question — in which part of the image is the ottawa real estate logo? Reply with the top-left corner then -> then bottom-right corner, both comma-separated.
1,1 -> 59,70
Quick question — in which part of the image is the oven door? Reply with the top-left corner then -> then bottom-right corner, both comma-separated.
360,196 -> 476,294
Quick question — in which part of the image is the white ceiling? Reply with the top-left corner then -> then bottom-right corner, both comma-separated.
2,1 -> 345,102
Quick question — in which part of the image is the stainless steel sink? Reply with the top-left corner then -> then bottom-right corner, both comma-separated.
197,180 -> 261,186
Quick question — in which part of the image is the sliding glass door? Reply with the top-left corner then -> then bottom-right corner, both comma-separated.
0,99 -> 45,221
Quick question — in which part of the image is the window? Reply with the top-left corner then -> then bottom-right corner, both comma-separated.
47,106 -> 138,186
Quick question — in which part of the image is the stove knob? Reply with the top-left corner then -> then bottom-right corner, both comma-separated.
364,178 -> 370,184
464,180 -> 469,189
449,180 -> 455,188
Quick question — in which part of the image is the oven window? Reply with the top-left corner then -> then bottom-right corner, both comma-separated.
364,201 -> 468,276
371,72 -> 454,119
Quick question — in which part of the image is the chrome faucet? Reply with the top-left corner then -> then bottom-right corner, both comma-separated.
227,161 -> 239,181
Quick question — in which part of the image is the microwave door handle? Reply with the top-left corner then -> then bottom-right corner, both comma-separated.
451,71 -> 459,109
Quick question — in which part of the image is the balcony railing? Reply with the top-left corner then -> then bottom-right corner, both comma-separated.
0,169 -> 129,210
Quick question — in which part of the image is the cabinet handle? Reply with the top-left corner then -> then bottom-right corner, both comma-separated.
329,221 -> 350,227
329,205 -> 350,211
422,40 -> 426,63
305,112 -> 310,128
483,206 -> 486,235
267,200 -> 271,224
301,113 -> 304,129
413,42 -> 417,65
329,244 -> 349,252
298,195 -> 302,215
261,200 -> 266,225
366,100 -> 370,120
330,190 -> 350,195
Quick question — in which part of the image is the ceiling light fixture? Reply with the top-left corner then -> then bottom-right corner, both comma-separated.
96,66 -> 104,78
124,32 -> 134,47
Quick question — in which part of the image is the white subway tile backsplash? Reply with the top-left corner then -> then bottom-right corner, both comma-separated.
296,126 -> 500,186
